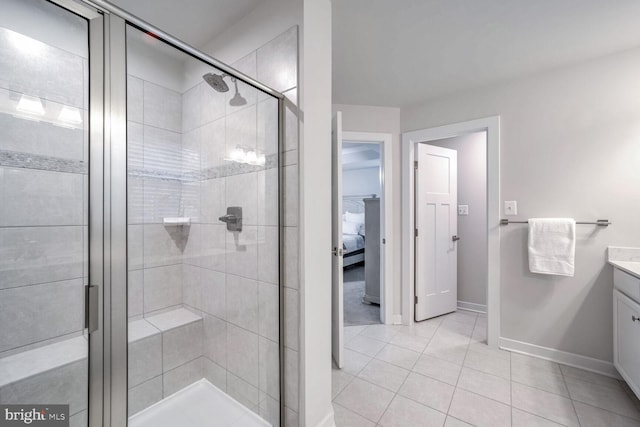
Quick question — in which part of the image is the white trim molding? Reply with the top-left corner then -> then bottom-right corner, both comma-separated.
457,301 -> 487,314
500,337 -> 622,379
390,314 -> 403,325
402,116 -> 500,348
316,409 -> 336,427
342,131 -> 394,325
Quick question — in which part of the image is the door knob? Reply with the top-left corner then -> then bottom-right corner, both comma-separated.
331,247 -> 344,257
452,235 -> 460,242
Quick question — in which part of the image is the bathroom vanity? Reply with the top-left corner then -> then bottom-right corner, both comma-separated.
609,247 -> 640,400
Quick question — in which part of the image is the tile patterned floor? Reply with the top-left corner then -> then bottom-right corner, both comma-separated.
332,311 -> 640,427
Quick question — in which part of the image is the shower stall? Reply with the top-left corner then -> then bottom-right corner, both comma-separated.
0,0 -> 284,426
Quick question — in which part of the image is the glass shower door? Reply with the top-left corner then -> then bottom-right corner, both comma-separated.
0,1 -> 100,426
125,24 -> 281,427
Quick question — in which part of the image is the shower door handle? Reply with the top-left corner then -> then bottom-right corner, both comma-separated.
85,285 -> 99,334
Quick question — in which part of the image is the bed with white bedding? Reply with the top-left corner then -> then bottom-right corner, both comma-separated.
342,197 -> 367,267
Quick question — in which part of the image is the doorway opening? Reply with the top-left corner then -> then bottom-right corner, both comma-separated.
342,141 -> 382,326
331,113 -> 394,367
414,132 -> 488,338
402,117 -> 500,347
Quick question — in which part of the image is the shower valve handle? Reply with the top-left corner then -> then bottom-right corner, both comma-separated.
219,206 -> 243,232
218,214 -> 238,223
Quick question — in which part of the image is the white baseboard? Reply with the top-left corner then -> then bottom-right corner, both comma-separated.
389,314 -> 403,325
316,408 -> 336,427
499,337 -> 621,379
457,301 -> 487,314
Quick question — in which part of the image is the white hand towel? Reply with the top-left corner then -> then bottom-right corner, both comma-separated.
528,218 -> 576,276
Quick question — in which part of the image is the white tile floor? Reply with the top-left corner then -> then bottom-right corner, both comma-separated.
332,311 -> 640,427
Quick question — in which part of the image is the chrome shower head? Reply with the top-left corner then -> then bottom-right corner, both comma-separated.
229,78 -> 247,107
202,72 -> 229,92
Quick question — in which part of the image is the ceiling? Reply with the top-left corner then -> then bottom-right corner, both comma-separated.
342,142 -> 381,171
108,0 -> 264,48
333,0 -> 640,108
104,0 -> 640,109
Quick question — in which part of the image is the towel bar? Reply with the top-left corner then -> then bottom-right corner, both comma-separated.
500,219 -> 611,226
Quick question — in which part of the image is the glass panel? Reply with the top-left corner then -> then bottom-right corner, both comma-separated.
0,1 -> 90,426
125,25 -> 280,426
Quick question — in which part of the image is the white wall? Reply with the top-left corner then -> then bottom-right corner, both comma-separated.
429,132 -> 487,308
0,0 -> 88,57
127,36 -> 184,93
402,47 -> 640,363
199,0 -> 301,65
332,104 -> 402,318
301,1 -> 333,425
343,167 -> 380,198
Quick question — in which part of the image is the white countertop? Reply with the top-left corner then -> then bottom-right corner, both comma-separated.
608,246 -> 640,279
609,260 -> 640,279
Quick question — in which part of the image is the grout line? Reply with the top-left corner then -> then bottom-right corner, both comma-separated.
444,313 -> 476,416
573,399 -> 640,423
510,351 -> 513,426
372,381 -> 398,425
0,224 -> 86,229
390,389 -> 448,419
0,276 -> 85,292
512,406 -> 574,427
557,359 -> 581,426
0,331 -> 86,360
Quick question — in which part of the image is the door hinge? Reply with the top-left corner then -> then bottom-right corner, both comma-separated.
415,228 -> 418,237
414,160 -> 418,169
414,296 -> 418,304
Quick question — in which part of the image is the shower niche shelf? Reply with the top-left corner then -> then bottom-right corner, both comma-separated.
163,217 -> 191,226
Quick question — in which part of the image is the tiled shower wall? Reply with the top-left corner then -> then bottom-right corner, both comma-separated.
126,75 -> 184,320
0,26 -> 88,356
126,26 -> 299,426
233,26 -> 301,426
0,22 -> 89,423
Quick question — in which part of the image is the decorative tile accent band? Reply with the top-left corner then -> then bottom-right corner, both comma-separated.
128,153 -> 278,182
0,149 -> 277,180
0,150 -> 87,174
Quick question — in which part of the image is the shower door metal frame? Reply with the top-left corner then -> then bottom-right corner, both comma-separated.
47,0 -> 287,424
94,2 -> 286,426
45,1 -> 106,426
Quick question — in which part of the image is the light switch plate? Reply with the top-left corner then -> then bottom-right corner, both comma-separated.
504,200 -> 517,216
458,205 -> 469,216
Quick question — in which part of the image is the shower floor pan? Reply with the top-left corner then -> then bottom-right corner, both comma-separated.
129,379 -> 270,427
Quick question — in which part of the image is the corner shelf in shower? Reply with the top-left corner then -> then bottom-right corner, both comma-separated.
162,217 -> 191,226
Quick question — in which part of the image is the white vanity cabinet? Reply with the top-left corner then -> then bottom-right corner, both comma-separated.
613,269 -> 640,399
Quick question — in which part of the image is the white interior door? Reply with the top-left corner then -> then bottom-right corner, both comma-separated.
331,112 -> 344,367
415,143 -> 458,321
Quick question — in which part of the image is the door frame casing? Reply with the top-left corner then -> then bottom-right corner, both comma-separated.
341,131 -> 394,324
401,116 -> 500,348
